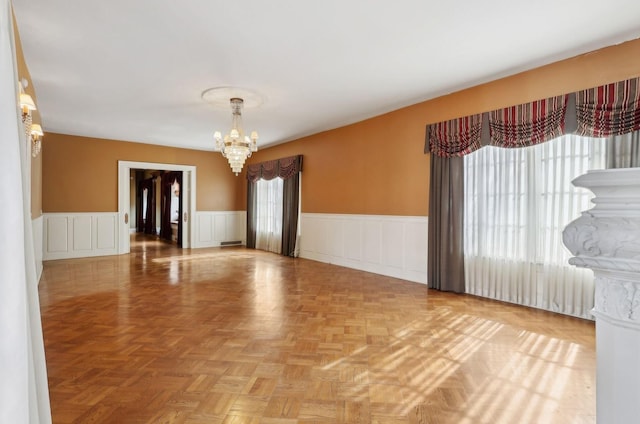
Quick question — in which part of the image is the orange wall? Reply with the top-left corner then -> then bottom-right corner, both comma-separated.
42,134 -> 243,212
244,112 -> 429,216
246,38 -> 640,216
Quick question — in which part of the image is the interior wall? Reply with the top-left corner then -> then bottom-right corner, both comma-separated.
42,133 -> 243,212
13,12 -> 42,218
244,114 -> 430,216
245,38 -> 640,216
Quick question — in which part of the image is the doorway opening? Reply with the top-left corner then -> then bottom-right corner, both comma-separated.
118,161 -> 196,255
131,169 -> 183,246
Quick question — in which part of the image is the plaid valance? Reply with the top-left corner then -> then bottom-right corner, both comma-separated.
576,77 -> 640,137
424,77 -> 640,157
425,114 -> 485,157
246,155 -> 303,182
489,95 -> 568,148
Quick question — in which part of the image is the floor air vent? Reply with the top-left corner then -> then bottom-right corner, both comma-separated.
220,240 -> 242,246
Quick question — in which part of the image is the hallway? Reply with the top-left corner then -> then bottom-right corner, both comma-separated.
38,239 -> 596,423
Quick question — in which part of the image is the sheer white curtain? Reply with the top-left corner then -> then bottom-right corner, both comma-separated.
255,177 -> 283,253
1,1 -> 51,421
464,135 -> 605,319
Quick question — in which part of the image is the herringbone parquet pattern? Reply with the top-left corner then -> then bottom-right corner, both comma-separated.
39,235 -> 596,423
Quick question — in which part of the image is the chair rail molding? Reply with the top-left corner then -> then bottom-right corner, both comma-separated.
563,167 -> 640,424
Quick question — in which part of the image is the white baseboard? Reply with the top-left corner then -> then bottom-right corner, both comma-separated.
299,213 -> 427,284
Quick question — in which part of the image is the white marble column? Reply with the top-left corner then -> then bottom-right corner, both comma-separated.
563,168 -> 640,424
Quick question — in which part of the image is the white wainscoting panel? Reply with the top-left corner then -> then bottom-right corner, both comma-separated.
72,215 -> 92,251
97,215 -> 117,250
43,213 -> 119,260
299,213 -> 428,284
32,215 -> 43,282
47,216 -> 68,253
194,211 -> 246,248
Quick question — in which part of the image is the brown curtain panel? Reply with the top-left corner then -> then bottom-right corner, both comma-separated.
136,178 -> 145,233
160,171 -> 181,242
138,177 -> 156,235
175,172 -> 183,247
159,173 -> 171,241
246,181 -> 257,248
144,180 -> 155,235
607,130 -> 640,168
280,155 -> 302,257
281,170 -> 300,257
428,155 -> 465,293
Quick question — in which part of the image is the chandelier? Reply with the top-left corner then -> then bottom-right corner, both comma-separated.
214,98 -> 258,175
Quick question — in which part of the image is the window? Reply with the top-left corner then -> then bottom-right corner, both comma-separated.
463,134 -> 605,318
255,177 -> 284,253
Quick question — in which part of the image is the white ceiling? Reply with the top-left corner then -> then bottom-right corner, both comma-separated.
12,0 -> 640,151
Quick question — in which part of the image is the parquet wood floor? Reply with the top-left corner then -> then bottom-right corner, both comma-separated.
39,234 -> 596,423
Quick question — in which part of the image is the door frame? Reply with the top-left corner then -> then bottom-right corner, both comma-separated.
118,160 -> 196,254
